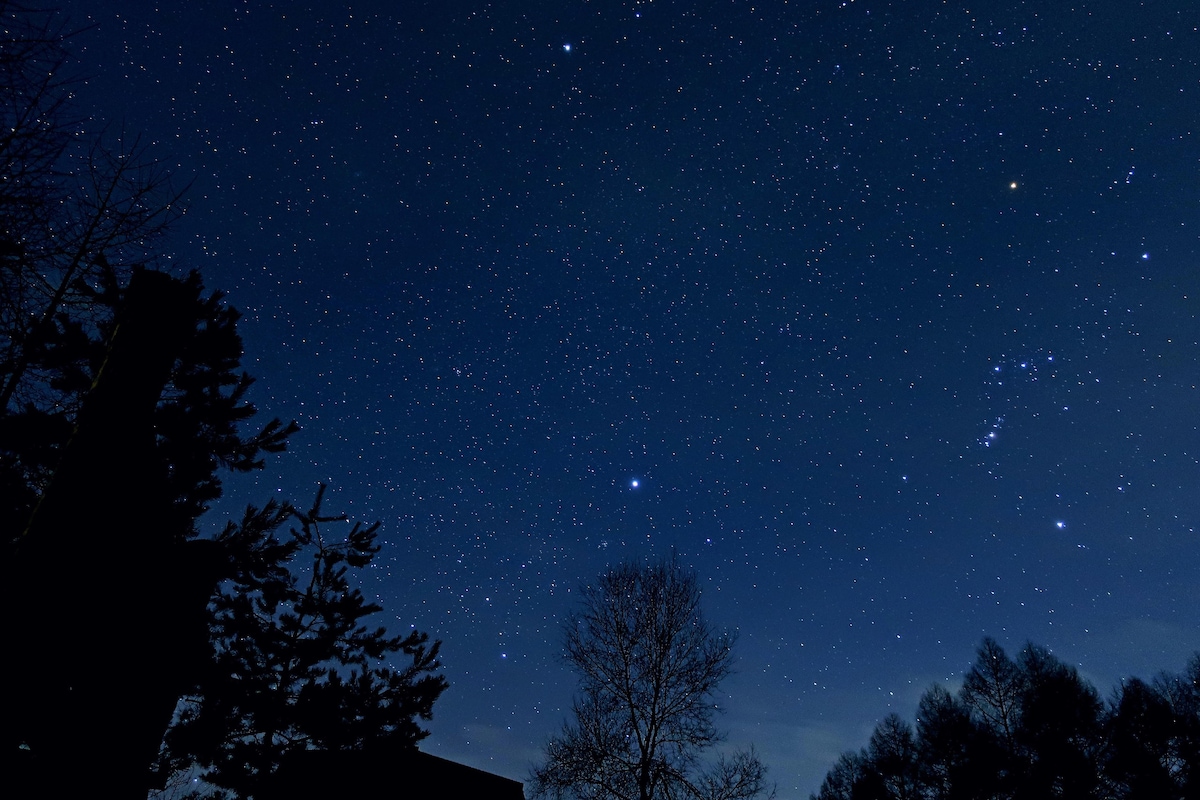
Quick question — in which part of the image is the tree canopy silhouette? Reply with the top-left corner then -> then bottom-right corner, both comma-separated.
530,557 -> 773,800
812,638 -> 1200,800
152,487 -> 448,799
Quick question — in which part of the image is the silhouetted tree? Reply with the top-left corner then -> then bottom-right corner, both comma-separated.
2,264 -> 296,549
1013,644 -> 1103,799
812,716 -> 921,800
812,640 -> 1200,800
1103,678 -> 1180,799
960,637 -> 1024,753
152,487 -> 449,798
914,685 -> 1002,800
1144,654 -> 1200,799
813,751 -> 868,800
530,557 -> 773,800
1,0 -> 188,547
864,714 -> 920,800
0,2 -> 185,414
1,266 -> 444,799
4,268 -> 295,799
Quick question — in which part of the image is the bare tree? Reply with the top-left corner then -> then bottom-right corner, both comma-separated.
0,1 -> 187,415
961,636 -> 1025,749
530,557 -> 773,800
1,2 -> 190,546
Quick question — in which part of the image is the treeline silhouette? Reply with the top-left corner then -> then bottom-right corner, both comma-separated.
814,637 -> 1200,800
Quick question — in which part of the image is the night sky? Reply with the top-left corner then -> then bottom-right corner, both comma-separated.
59,1 -> 1199,796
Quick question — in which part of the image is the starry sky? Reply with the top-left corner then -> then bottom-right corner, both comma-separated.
59,1 -> 1200,796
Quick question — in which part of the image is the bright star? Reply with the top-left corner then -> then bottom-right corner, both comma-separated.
630,478 -> 639,489
563,43 -> 572,53
1055,521 -> 1066,530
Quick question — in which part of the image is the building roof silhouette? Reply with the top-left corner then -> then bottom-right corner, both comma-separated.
261,747 -> 525,799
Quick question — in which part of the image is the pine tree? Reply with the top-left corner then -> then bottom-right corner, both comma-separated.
4,267 -> 292,799
153,488 -> 448,798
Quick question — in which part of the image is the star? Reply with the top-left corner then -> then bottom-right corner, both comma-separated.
563,43 -> 572,53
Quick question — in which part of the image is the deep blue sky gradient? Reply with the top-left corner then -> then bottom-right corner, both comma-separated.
61,1 -> 1200,796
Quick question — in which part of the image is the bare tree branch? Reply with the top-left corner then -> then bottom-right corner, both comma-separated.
531,557 -> 772,800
